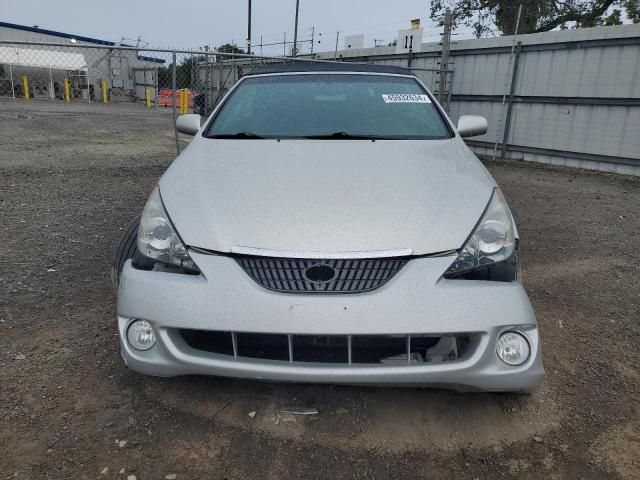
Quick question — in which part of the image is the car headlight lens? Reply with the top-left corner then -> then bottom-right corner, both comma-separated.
138,186 -> 199,272
496,331 -> 530,366
444,188 -> 515,277
127,319 -> 156,351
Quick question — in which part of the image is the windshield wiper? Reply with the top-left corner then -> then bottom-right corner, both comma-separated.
303,132 -> 395,140
207,132 -> 266,139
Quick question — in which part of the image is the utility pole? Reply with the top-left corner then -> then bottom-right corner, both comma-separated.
334,31 -> 339,59
494,3 -> 523,159
283,32 -> 287,56
247,0 -> 252,54
437,8 -> 453,106
293,0 -> 300,56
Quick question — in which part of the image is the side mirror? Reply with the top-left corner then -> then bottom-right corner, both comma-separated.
176,114 -> 202,136
457,115 -> 488,138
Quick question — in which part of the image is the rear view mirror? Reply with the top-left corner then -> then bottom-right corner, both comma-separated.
176,114 -> 202,136
457,115 -> 488,138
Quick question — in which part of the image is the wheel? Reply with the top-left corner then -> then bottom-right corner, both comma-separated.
111,216 -> 141,293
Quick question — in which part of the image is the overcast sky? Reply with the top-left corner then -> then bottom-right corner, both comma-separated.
1,0 -> 452,54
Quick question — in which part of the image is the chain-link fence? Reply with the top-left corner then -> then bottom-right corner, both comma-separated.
408,67 -> 454,111
0,42 -> 316,107
0,41 -> 455,153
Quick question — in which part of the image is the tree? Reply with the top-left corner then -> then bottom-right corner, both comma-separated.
624,0 -> 640,22
217,43 -> 246,54
156,56 -> 205,89
157,65 -> 171,89
430,0 -> 640,37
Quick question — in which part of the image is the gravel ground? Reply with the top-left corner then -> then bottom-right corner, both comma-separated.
1,100 -> 639,479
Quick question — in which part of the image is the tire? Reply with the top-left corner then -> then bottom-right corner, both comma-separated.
111,216 -> 141,293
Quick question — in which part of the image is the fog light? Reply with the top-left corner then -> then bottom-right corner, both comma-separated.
496,331 -> 530,366
127,319 -> 156,351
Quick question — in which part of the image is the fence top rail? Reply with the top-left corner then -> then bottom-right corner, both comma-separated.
0,40 -> 347,64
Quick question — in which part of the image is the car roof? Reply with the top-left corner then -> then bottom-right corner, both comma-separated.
244,62 -> 413,76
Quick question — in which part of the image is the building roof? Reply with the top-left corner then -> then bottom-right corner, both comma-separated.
0,21 -> 165,64
0,21 -> 114,46
0,46 -> 87,70
245,62 -> 412,76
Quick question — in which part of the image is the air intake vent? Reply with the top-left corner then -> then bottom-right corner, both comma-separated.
179,329 -> 470,365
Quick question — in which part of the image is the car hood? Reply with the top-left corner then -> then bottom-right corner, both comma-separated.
159,138 -> 496,256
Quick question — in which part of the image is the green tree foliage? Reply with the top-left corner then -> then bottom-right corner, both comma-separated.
157,65 -> 171,89
217,43 -> 246,54
624,0 -> 640,22
431,0 -> 640,36
157,56 -> 205,89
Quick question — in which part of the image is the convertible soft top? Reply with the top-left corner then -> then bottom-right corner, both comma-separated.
244,62 -> 412,76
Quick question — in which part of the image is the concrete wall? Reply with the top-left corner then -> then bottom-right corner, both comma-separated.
317,24 -> 640,175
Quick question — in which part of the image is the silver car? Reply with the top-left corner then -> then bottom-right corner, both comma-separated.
113,64 -> 543,392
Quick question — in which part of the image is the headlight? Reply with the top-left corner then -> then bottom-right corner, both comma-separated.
137,186 -> 199,272
444,188 -> 515,278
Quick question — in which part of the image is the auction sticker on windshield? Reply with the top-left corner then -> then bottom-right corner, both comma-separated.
382,94 -> 431,104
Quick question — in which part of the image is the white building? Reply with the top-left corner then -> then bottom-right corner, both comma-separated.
0,21 -> 164,102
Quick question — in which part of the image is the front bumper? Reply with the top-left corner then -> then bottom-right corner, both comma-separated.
117,253 -> 544,392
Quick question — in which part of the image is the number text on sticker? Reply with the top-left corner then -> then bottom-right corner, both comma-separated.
382,94 -> 431,104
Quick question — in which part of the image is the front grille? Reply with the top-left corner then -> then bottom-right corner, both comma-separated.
179,329 -> 470,365
236,256 -> 408,293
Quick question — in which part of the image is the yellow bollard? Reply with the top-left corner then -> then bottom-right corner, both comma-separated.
181,88 -> 189,114
64,79 -> 71,102
101,80 -> 108,103
145,88 -> 151,108
179,89 -> 185,114
21,75 -> 29,100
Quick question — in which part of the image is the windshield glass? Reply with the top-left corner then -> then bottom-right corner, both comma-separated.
205,74 -> 451,140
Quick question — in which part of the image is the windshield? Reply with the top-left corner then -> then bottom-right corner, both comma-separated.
205,73 -> 451,140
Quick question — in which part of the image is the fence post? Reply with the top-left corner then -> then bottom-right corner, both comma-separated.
204,52 -> 210,115
445,69 -> 454,112
155,66 -> 159,108
64,78 -> 71,102
22,75 -> 29,100
9,64 -> 15,100
172,51 -> 181,155
501,41 -> 522,158
437,9 -> 452,105
48,68 -> 54,100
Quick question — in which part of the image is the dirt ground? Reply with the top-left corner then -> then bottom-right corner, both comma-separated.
1,100 -> 639,479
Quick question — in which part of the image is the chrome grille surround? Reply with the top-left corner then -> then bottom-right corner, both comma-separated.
235,256 -> 409,293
